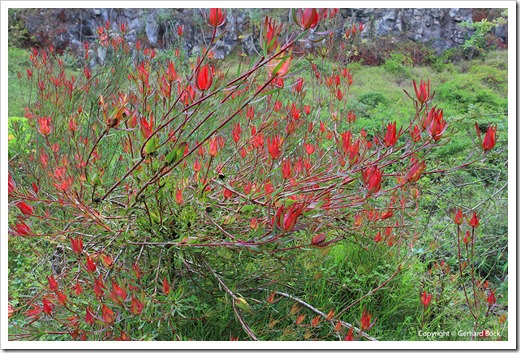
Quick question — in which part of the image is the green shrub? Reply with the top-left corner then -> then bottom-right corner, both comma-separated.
383,53 -> 413,77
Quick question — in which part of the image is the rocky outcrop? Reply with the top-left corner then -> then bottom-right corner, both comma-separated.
17,8 -> 505,61
341,8 -> 473,53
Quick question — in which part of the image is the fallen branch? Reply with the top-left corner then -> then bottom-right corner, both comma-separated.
256,288 -> 377,341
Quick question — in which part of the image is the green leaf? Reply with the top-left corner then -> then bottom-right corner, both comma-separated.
240,205 -> 255,215
144,137 -> 158,155
165,143 -> 186,164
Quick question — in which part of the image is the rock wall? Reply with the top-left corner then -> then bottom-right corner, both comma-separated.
343,8 -> 473,53
18,8 -> 503,60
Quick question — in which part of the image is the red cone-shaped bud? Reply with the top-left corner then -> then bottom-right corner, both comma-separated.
196,65 -> 213,91
300,8 -> 319,29
420,291 -> 432,307
468,211 -> 479,228
482,126 -> 497,151
208,8 -> 226,27
47,275 -> 58,291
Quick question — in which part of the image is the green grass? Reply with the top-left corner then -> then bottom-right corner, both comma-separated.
8,47 -> 32,117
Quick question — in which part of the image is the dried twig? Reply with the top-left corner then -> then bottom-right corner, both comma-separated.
256,288 -> 377,341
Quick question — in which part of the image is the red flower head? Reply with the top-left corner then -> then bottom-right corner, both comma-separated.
223,187 -> 233,199
410,125 -> 421,142
413,79 -> 431,104
453,209 -> 463,225
273,77 -> 284,88
341,130 -> 352,154
38,117 -> 52,136
406,160 -> 426,183
420,291 -> 433,307
208,136 -> 224,157
162,277 -> 171,295
360,310 -> 372,331
131,296 -> 144,315
70,236 -> 83,254
42,298 -> 54,315
178,83 -> 196,106
56,291 -> 67,306
336,88 -> 343,101
177,25 -> 183,37
267,135 -> 282,159
72,281 -> 83,295
16,201 -> 34,216
268,53 -> 292,78
86,256 -> 97,273
363,165 -> 382,194
94,275 -> 106,298
264,180 -> 274,195
345,327 -> 355,341
175,189 -> 183,204
196,65 -> 213,91
486,290 -> 496,306
193,159 -> 202,171
384,122 -> 397,147
8,173 -> 16,194
426,107 -> 447,141
304,143 -> 315,155
299,8 -> 319,30
282,159 -> 292,179
166,60 -> 176,81
101,253 -> 113,267
14,221 -> 31,236
232,123 -> 242,143
208,8 -> 226,28
101,304 -> 115,325
47,275 -> 58,291
347,111 -> 356,123
463,230 -> 470,245
263,16 -> 282,52
468,211 -> 479,228
274,204 -> 305,232
85,307 -> 95,325
140,116 -> 154,139
291,104 -> 301,120
246,105 -> 255,120
110,282 -> 127,304
482,126 -> 497,151
294,77 -> 304,93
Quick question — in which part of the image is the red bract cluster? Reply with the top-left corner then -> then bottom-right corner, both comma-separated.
274,204 -> 305,232
420,291 -> 432,307
196,65 -> 213,91
413,79 -> 431,104
263,16 -> 283,52
482,125 -> 497,151
425,107 -> 447,141
298,9 -> 319,30
208,8 -> 226,28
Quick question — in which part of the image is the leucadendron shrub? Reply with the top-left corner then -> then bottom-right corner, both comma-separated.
8,8 -> 501,341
